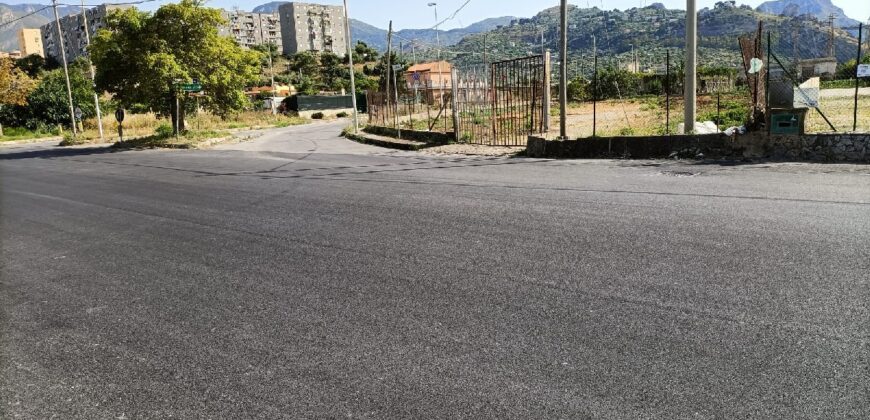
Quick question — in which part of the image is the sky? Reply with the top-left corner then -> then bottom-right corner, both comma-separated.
29,0 -> 870,30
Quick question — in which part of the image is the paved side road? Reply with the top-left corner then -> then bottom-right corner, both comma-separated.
1,122 -> 869,418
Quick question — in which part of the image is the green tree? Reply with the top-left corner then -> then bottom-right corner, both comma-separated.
24,60 -> 96,129
14,54 -> 60,78
90,0 -> 262,129
0,57 -> 36,135
288,51 -> 320,80
567,76 -> 589,102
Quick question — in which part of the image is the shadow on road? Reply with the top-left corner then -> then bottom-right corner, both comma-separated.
0,146 -> 117,161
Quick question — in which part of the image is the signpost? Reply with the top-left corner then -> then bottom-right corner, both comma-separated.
74,107 -> 83,133
179,83 -> 203,92
115,107 -> 125,142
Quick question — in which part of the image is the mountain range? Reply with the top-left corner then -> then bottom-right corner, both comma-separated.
0,3 -> 78,51
756,0 -> 860,29
1,0 -> 865,64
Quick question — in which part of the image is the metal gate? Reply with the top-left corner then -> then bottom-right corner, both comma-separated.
455,54 -> 549,146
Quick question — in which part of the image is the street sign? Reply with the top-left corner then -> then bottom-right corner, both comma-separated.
748,58 -> 764,74
858,64 -> 870,78
412,72 -> 420,81
74,107 -> 83,121
179,83 -> 202,92
115,108 -> 125,123
392,64 -> 403,71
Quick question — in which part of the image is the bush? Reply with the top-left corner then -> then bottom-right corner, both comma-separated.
59,131 -> 85,146
336,111 -> 349,118
311,112 -> 325,120
154,123 -> 174,138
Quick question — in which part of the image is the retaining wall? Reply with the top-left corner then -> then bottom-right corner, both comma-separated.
527,133 -> 870,163
363,126 -> 455,145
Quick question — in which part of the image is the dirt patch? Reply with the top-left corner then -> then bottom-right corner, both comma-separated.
420,144 -> 525,157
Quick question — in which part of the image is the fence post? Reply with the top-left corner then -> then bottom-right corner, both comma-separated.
666,49 -> 670,135
544,50 -> 551,132
451,67 -> 460,140
855,23 -> 863,132
593,36 -> 598,137
766,31 -> 771,136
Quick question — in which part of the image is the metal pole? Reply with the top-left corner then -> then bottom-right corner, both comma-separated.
430,3 -> 446,132
343,0 -> 359,133
80,0 -> 103,140
258,14 -> 277,115
393,64 -> 401,138
766,31 -> 772,135
385,21 -> 393,128
854,23 -> 863,132
559,0 -> 568,139
52,0 -> 77,136
593,35 -> 597,137
684,0 -> 697,134
666,49 -> 670,134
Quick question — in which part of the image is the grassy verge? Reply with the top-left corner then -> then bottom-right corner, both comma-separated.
0,126 -> 61,142
7,111 -> 309,145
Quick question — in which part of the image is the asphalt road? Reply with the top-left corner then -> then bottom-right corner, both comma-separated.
2,122 -> 869,419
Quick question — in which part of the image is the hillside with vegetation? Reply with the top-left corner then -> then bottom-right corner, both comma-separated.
444,2 -> 862,72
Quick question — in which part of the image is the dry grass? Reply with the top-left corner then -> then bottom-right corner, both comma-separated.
806,92 -> 870,133
67,111 -> 307,145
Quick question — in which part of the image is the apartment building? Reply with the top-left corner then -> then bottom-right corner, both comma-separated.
219,10 -> 283,50
18,28 -> 44,58
278,2 -> 347,56
40,4 -> 130,63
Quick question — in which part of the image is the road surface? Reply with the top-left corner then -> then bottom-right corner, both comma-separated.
2,122 -> 869,418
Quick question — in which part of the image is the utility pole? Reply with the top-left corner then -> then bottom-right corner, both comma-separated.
52,0 -> 77,136
684,0 -> 697,134
854,22 -> 863,132
343,0 -> 359,132
386,21 -> 394,126
429,2 -> 446,125
258,13 -> 277,114
80,0 -> 103,140
559,0 -> 568,139
827,14 -> 835,58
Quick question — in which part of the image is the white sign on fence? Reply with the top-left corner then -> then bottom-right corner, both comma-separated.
858,64 -> 870,78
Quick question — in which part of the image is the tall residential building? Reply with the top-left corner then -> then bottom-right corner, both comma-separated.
40,4 -> 130,63
219,10 -> 283,50
278,2 -> 348,57
18,28 -> 44,58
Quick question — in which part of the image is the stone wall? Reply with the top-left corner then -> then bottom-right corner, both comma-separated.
363,126 -> 455,145
528,133 -> 870,163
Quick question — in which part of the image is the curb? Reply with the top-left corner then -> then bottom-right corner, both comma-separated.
343,131 -> 429,151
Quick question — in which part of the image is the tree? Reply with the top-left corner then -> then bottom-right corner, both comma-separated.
14,54 -> 60,78
567,76 -> 589,102
2,59 -> 95,131
90,0 -> 262,130
288,51 -> 320,80
0,57 -> 37,134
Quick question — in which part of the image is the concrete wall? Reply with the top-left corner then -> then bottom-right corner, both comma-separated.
527,133 -> 870,163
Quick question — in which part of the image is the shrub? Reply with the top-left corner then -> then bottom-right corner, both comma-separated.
336,111 -> 349,118
311,112 -> 325,120
154,123 -> 174,138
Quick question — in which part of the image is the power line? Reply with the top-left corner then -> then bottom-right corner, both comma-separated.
0,0 -> 164,29
0,6 -> 52,29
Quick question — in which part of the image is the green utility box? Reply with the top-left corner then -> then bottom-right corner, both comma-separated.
768,108 -> 807,135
